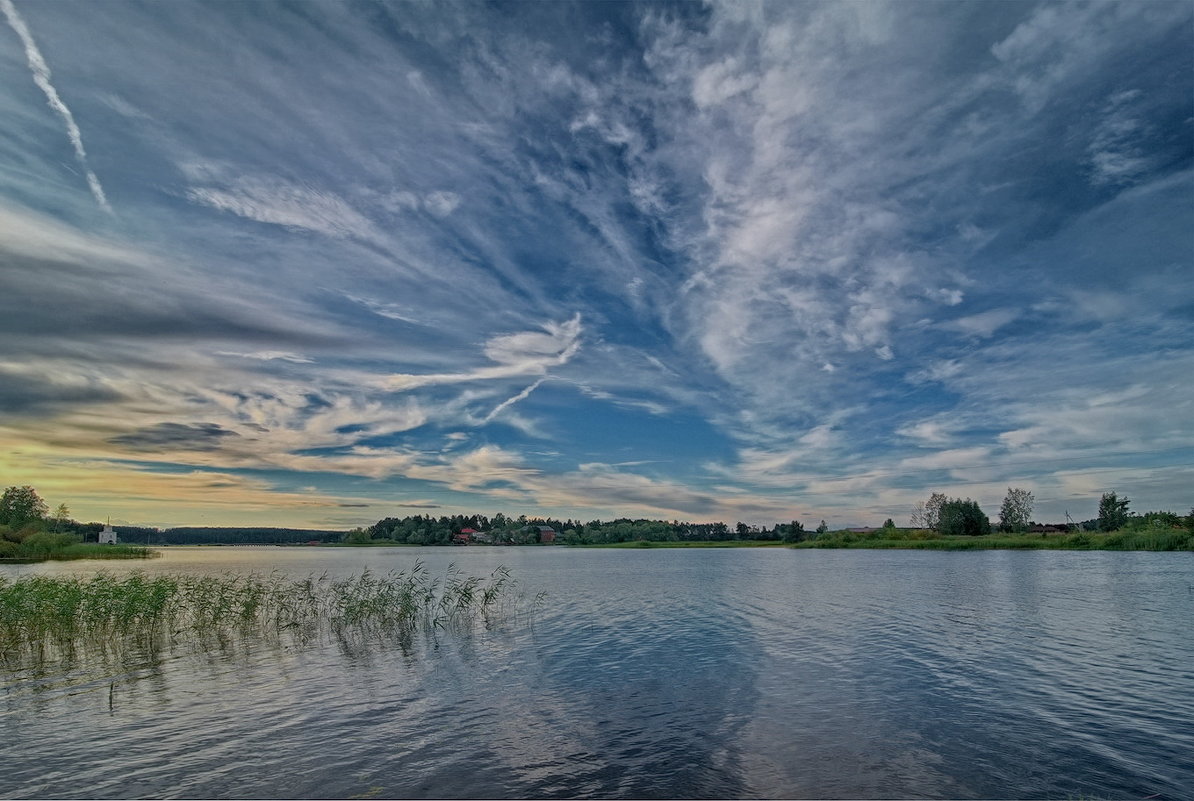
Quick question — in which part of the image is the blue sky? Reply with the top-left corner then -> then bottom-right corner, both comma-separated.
1,0 -> 1191,528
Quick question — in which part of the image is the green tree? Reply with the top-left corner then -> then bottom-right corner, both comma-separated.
0,486 -> 48,529
882,518 -> 896,530
998,487 -> 1034,533
938,498 -> 991,536
911,492 -> 949,530
783,520 -> 806,543
1097,492 -> 1130,532
816,520 -> 828,535
344,527 -> 372,544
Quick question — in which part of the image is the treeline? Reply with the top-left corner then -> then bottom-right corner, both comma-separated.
151,527 -> 344,545
365,512 -> 813,545
6,483 -> 1193,552
909,488 -> 1194,536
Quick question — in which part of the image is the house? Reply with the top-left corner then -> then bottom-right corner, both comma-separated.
451,532 -> 472,545
536,525 -> 557,544
98,524 -> 118,545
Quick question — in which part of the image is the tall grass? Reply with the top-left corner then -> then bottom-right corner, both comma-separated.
0,562 -> 525,660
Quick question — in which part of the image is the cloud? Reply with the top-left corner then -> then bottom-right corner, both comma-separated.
0,202 -> 141,267
186,171 -> 381,243
0,363 -> 123,414
900,446 -> 992,471
0,204 -> 341,349
0,0 -> 110,212
942,309 -> 1019,339
1087,90 -> 1153,186
926,287 -> 965,306
0,2 -> 1188,527
342,294 -> 423,325
109,422 -> 239,452
896,418 -> 960,447
0,446 -> 388,528
423,190 -> 461,217
385,314 -> 582,390
216,350 -> 314,363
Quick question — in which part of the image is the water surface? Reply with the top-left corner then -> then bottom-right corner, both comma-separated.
2,547 -> 1191,799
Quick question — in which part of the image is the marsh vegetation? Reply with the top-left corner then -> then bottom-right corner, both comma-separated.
0,563 -> 530,666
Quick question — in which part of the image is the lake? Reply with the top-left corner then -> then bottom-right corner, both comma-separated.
2,547 -> 1191,799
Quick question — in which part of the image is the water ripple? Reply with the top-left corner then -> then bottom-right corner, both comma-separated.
2,548 -> 1192,799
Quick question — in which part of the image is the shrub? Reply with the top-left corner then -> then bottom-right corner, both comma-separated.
1065,532 -> 1093,549
18,531 -> 82,557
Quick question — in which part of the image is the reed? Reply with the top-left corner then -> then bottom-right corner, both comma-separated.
0,562 -> 522,655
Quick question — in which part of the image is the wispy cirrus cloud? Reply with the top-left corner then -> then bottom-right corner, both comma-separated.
185,172 -> 382,244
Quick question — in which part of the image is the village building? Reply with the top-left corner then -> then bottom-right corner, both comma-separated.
98,524 -> 118,545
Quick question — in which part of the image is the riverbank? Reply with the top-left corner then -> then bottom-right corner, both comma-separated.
789,528 -> 1194,551
582,540 -> 788,549
568,529 -> 1194,550
0,543 -> 158,563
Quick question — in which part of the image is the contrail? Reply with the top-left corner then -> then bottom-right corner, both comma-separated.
484,379 -> 546,423
1,0 -> 112,212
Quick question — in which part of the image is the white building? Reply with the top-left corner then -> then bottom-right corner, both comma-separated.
98,524 -> 118,545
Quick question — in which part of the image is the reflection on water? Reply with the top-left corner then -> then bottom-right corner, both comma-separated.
1,547 -> 1192,799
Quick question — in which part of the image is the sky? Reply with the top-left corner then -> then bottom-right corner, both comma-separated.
1,0 -> 1191,530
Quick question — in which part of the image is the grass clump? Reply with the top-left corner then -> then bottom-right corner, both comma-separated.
0,562 -> 524,659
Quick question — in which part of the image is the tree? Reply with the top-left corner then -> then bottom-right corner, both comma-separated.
998,488 -> 1034,533
938,498 -> 991,537
783,520 -> 806,543
53,502 -> 71,533
344,527 -> 372,544
925,493 -> 948,531
0,486 -> 48,528
911,492 -> 948,530
882,518 -> 896,530
816,520 -> 828,535
1097,492 -> 1131,532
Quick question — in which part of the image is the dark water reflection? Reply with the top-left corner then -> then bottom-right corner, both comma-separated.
1,547 -> 1191,799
